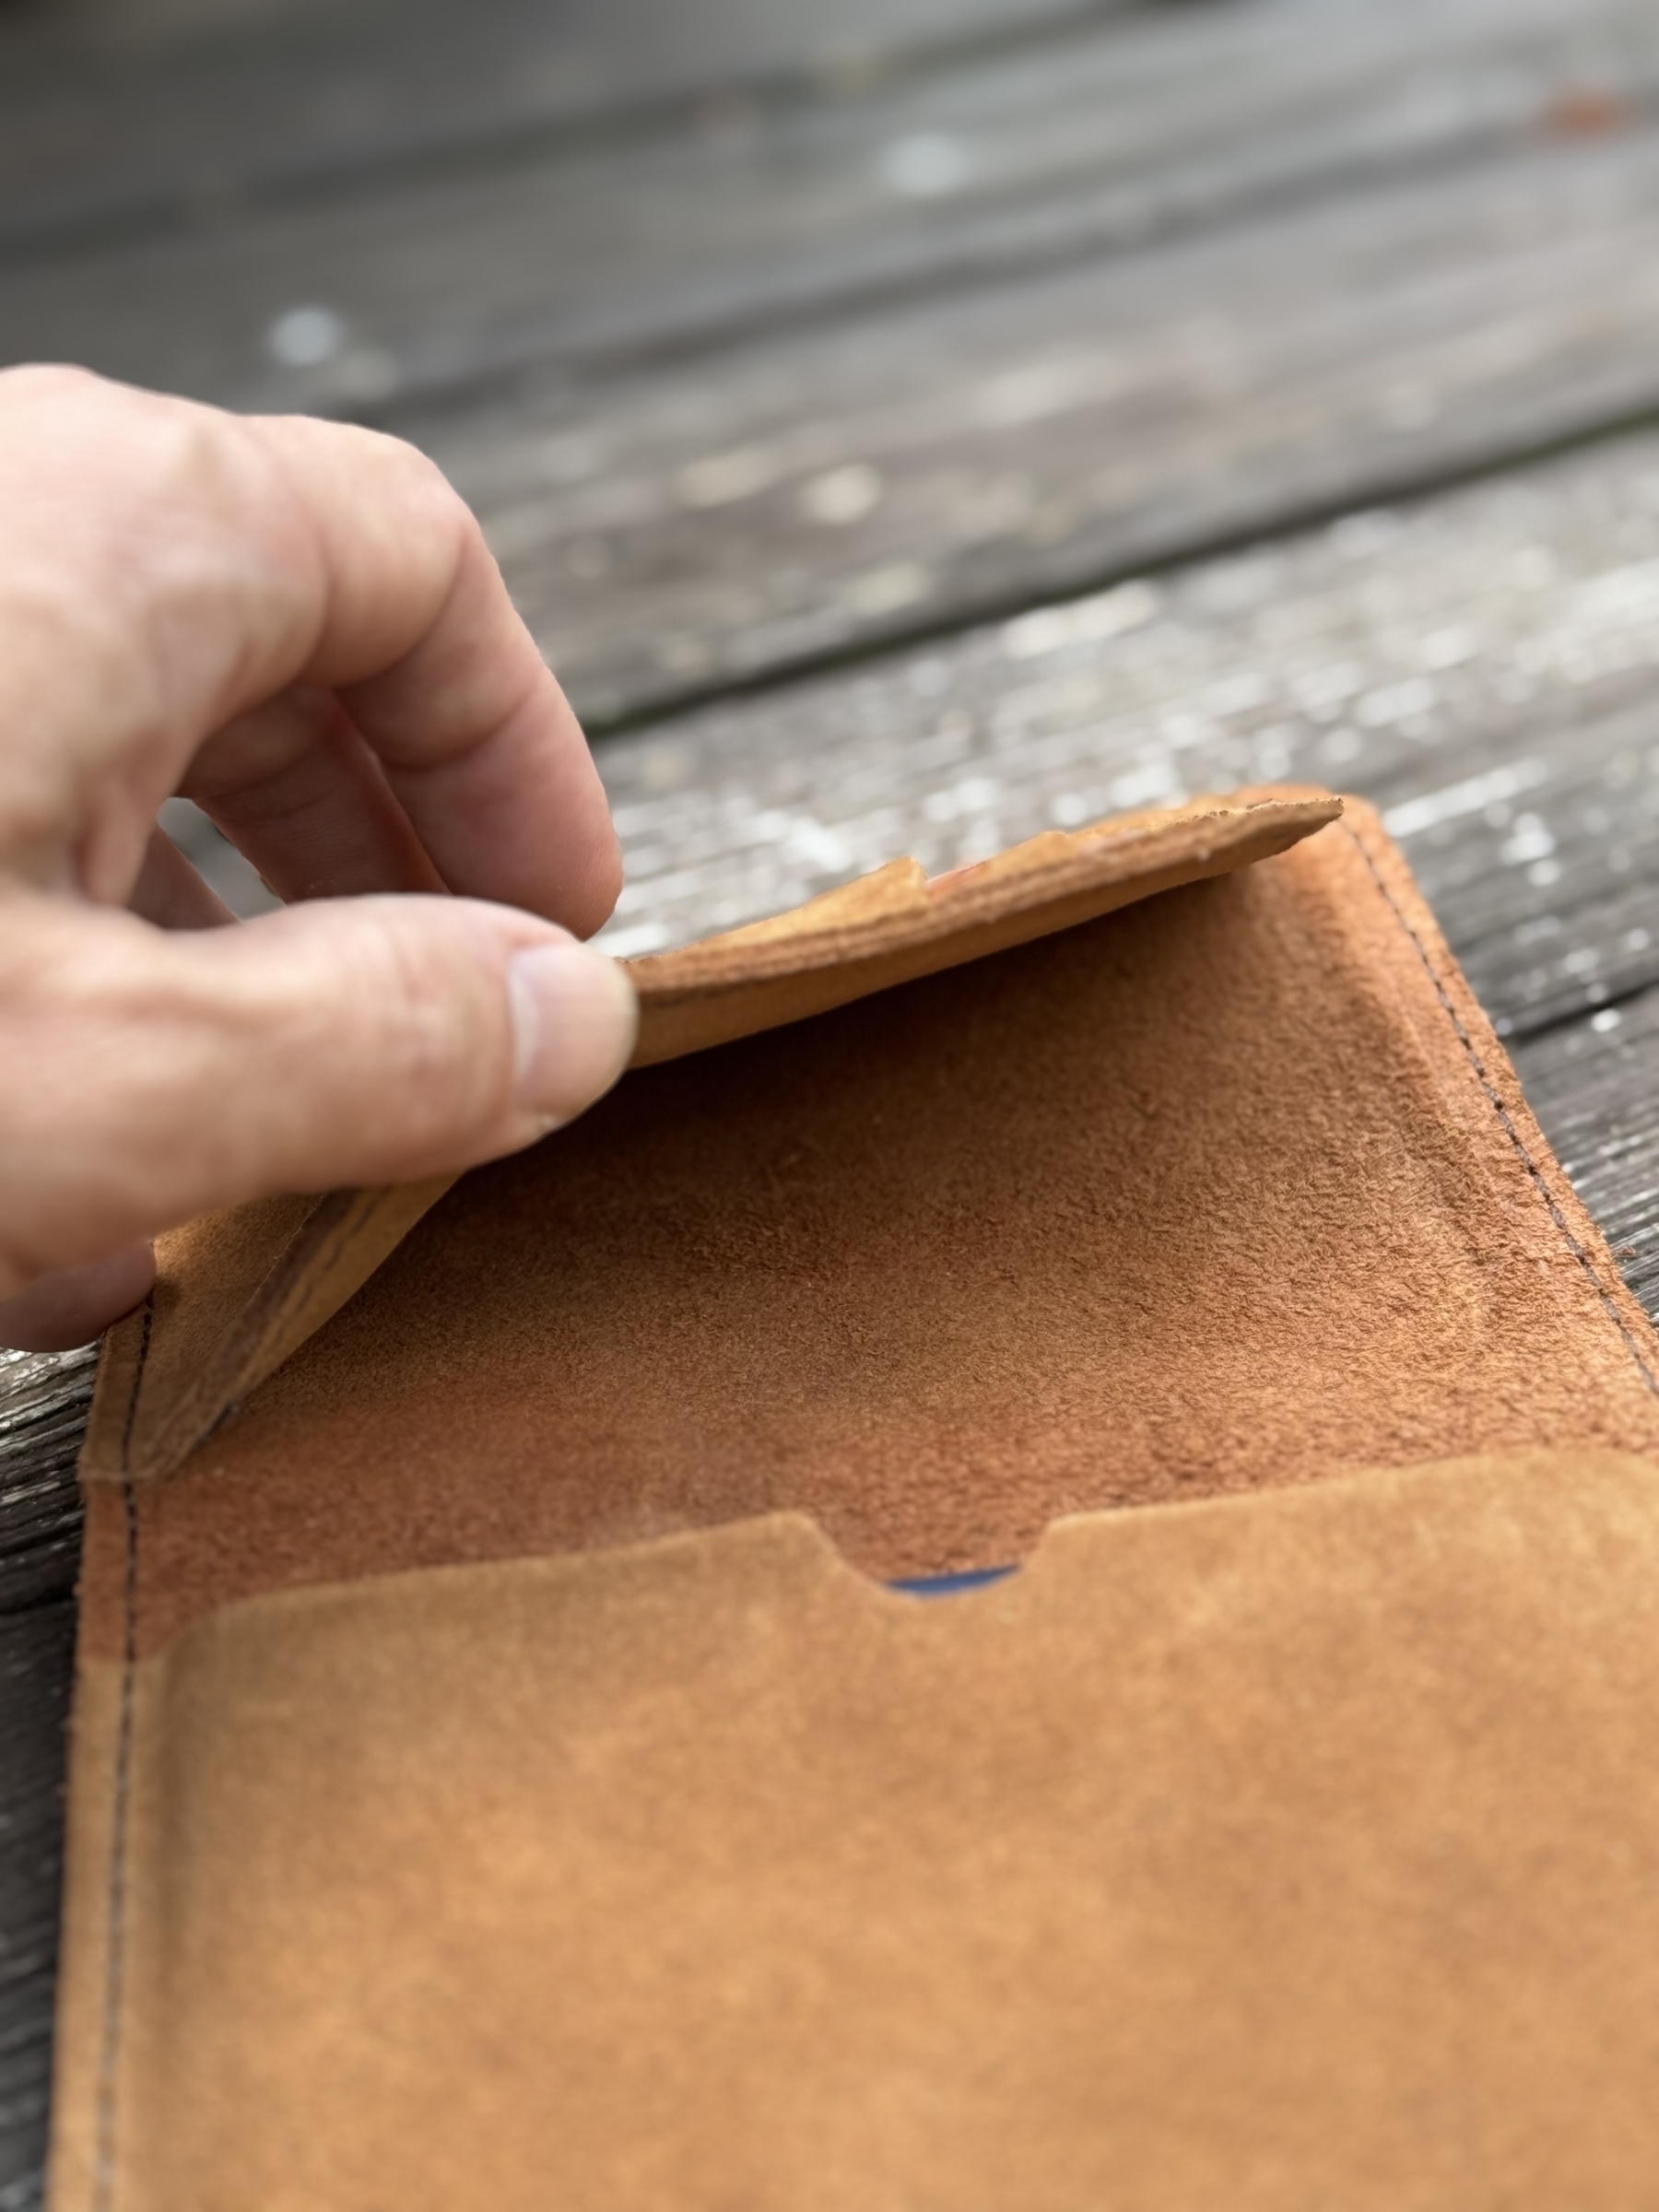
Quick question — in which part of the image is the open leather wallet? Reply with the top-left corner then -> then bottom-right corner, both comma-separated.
52,788 -> 1659,2210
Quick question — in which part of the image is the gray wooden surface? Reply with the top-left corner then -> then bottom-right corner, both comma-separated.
0,1353 -> 91,2212
0,0 -> 1121,254
8,0 -> 1659,2201
7,0 -> 1653,418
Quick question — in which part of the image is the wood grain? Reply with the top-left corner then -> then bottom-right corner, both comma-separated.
413,116 -> 1659,723
0,1350 -> 94,2208
14,8 -> 1659,727
582,427 -> 1659,1036
0,1604 -> 78,2209
1513,986 -> 1659,1320
0,1353 -> 92,1619
0,0 -> 1125,257
3,0 -> 1650,408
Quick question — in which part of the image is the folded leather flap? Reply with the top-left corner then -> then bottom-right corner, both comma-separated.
81,1181 -> 455,1489
628,789 -> 1340,1063
53,1450 -> 1659,2210
81,788 -> 1337,1487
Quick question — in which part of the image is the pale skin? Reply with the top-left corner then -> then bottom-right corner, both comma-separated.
0,365 -> 639,1353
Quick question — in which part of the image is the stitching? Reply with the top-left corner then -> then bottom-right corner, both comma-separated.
1344,820 -> 1659,1402
93,1295 -> 152,2212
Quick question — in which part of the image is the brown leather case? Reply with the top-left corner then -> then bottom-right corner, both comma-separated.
50,791 -> 1659,2210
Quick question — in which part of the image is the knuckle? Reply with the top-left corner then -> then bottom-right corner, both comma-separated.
0,360 -> 103,409
357,429 -> 478,572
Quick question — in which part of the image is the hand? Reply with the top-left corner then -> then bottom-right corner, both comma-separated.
0,366 -> 635,1352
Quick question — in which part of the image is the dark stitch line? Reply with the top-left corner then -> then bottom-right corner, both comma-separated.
90,1190 -> 406,2187
93,1297 -> 152,2212
1344,821 -> 1659,1402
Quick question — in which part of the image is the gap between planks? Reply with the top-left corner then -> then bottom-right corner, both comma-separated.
578,422 -> 1659,1041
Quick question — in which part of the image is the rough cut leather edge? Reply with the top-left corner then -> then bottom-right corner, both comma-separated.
625,791 -> 1340,1063
77,790 -> 1337,1489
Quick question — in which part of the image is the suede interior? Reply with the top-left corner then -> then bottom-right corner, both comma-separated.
76,805 -> 1659,1661
80,791 -> 1336,1487
52,1451 -> 1659,2212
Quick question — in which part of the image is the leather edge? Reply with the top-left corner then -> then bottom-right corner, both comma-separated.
629,792 -> 1339,1064
80,1179 -> 453,1488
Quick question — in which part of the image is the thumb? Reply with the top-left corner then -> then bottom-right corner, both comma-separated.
0,890 -> 637,1317
0,1242 -> 159,1353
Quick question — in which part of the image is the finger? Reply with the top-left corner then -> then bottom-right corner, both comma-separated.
182,688 -> 445,901
128,827 -> 237,929
0,1243 -> 155,1352
0,369 -> 619,932
0,890 -> 637,1298
329,521 -> 619,929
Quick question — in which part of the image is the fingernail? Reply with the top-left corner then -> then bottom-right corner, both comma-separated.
508,939 -> 638,1124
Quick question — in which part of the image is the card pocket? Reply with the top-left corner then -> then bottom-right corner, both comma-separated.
53,1451 -> 1659,2212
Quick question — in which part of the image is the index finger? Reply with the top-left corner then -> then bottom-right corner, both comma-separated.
248,411 -> 621,937
0,369 -> 618,935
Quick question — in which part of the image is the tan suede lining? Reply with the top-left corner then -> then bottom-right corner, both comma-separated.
53,1452 -> 1659,2211
72,803 -> 1659,1665
80,793 -> 1335,1488
54,792 -> 1659,2210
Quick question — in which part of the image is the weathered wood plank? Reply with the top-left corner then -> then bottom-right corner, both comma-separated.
0,1354 -> 92,1621
0,1602 -> 78,2209
15,13 -> 1659,727
1513,984 -> 1659,1320
1382,708 -> 1659,1042
5,0 -> 1653,417
0,1352 -> 95,2205
402,117 -> 1659,724
0,0 -> 1124,257
582,425 -> 1659,1048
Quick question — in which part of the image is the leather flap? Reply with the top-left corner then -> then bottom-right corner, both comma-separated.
627,790 -> 1338,1062
79,789 -> 1336,1486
